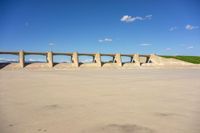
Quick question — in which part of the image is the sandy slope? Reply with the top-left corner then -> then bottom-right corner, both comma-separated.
0,69 -> 200,133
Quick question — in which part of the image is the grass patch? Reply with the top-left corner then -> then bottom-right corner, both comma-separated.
161,56 -> 200,64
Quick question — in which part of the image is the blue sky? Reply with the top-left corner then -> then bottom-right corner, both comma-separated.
0,0 -> 200,60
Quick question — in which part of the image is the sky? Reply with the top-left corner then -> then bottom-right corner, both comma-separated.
0,0 -> 200,62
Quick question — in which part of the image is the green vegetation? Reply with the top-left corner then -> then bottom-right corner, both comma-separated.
162,56 -> 200,64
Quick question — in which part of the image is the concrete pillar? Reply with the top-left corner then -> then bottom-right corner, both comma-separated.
133,54 -> 140,65
94,53 -> 101,67
114,53 -> 122,66
130,57 -> 133,63
47,51 -> 53,68
72,52 -> 79,67
112,56 -> 115,63
19,50 -> 25,68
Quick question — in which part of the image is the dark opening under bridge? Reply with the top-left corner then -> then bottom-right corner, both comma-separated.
0,51 -> 154,68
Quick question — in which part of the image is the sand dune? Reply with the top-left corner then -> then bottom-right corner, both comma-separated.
0,69 -> 200,133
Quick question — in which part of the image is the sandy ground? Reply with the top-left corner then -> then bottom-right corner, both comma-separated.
0,68 -> 200,133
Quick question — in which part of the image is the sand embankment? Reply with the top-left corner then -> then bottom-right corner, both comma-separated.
0,69 -> 200,133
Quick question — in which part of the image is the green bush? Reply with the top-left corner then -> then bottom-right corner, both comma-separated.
161,56 -> 200,64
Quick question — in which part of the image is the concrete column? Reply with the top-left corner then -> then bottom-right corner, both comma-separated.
94,53 -> 101,67
72,52 -> 79,67
47,51 -> 53,68
112,56 -> 115,63
130,57 -> 133,63
133,54 -> 140,65
19,50 -> 25,68
114,53 -> 122,66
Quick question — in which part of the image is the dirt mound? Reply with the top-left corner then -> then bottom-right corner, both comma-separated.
142,54 -> 194,66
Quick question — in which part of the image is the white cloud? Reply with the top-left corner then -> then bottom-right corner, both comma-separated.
48,42 -> 55,46
186,46 -> 194,49
28,58 -> 36,61
104,38 -> 112,41
81,59 -> 93,63
185,24 -> 199,30
165,48 -> 172,51
0,58 -> 17,62
27,58 -> 45,62
120,15 -> 136,23
145,15 -> 152,20
140,43 -> 152,46
169,26 -> 177,31
98,38 -> 112,43
98,40 -> 103,43
120,15 -> 152,23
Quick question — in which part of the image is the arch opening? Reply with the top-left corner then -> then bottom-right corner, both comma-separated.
79,55 -> 94,65
0,54 -> 19,63
25,54 -> 47,64
101,56 -> 114,64
53,55 -> 72,64
0,54 -> 19,69
121,56 -> 132,64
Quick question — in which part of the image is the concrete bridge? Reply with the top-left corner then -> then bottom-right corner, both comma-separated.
0,51 -> 154,68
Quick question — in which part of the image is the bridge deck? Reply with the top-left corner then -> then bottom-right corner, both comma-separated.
0,51 -> 150,57
0,51 -> 19,55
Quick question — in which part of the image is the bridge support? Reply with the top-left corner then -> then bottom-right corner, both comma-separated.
47,51 -> 53,68
94,53 -> 101,67
19,50 -> 25,68
114,53 -> 122,66
72,52 -> 79,67
133,54 -> 140,66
